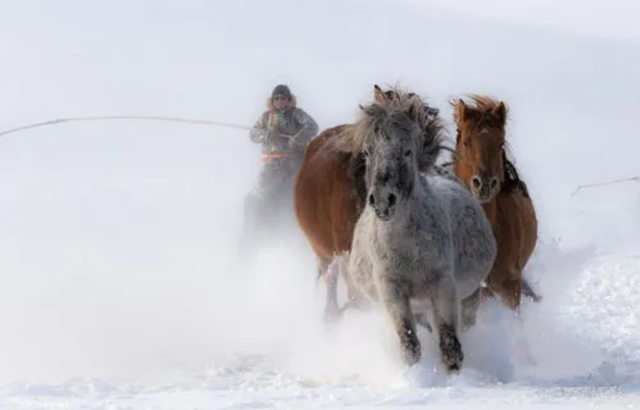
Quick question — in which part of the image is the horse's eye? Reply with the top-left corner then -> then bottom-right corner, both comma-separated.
464,141 -> 472,148
404,150 -> 412,157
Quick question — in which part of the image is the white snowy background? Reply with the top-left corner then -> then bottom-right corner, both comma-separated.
0,0 -> 639,408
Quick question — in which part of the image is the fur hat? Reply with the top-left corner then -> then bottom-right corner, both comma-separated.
271,84 -> 292,99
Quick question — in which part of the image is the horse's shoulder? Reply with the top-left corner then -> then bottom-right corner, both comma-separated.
420,166 -> 465,192
431,165 -> 463,182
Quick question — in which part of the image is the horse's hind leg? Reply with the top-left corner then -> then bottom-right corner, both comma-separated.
414,313 -> 433,333
431,276 -> 464,373
378,278 -> 421,366
320,256 -> 341,323
461,286 -> 482,331
522,277 -> 542,302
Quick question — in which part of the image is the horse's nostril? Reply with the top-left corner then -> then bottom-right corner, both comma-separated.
368,194 -> 375,206
471,176 -> 482,189
388,193 -> 397,207
490,178 -> 498,190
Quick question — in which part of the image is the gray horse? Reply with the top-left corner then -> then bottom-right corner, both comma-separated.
345,86 -> 497,373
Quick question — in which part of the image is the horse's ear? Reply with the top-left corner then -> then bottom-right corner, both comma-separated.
373,84 -> 388,103
454,99 -> 470,124
408,102 -> 417,120
359,103 -> 378,117
493,101 -> 508,123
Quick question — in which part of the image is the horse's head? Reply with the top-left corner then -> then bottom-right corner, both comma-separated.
352,85 -> 443,221
452,95 -> 508,203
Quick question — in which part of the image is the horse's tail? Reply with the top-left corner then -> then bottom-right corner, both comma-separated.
522,278 -> 543,302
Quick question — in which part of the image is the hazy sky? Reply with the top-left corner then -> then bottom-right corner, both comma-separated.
413,0 -> 640,44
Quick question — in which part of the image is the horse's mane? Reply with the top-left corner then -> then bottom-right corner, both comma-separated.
337,86 -> 448,172
451,94 -> 506,127
450,94 -> 530,199
502,150 -> 530,198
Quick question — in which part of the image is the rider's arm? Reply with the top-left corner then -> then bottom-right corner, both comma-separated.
291,108 -> 319,148
249,112 -> 269,143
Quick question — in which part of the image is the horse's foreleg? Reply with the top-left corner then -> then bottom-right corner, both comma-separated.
485,264 -> 522,310
431,275 -> 464,373
513,270 -> 537,366
461,286 -> 482,331
337,254 -> 370,313
501,274 -> 523,310
378,278 -> 421,366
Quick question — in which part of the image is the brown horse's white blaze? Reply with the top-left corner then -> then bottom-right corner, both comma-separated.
467,128 -> 501,202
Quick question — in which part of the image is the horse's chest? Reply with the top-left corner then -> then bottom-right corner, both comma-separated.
372,225 -> 431,271
494,197 -> 534,257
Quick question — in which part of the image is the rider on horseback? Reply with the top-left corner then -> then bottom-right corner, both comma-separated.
239,85 -> 318,258
249,84 -> 319,195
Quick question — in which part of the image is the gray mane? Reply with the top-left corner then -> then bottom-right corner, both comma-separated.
339,87 -> 449,172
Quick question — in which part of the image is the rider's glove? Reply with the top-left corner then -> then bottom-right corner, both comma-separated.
288,133 -> 301,149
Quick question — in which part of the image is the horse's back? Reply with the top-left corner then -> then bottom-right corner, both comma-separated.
294,124 -> 360,258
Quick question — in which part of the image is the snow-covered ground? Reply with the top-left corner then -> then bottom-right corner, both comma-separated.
0,0 -> 639,408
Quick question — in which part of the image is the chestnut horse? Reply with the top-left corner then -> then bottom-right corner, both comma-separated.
450,95 -> 541,309
294,85 -> 447,321
293,123 -> 364,320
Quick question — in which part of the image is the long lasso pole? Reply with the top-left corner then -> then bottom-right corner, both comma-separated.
0,115 -> 252,139
571,176 -> 639,197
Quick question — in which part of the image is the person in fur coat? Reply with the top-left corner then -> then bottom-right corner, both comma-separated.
249,84 -> 319,193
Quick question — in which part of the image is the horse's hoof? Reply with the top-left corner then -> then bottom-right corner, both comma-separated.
339,299 -> 364,314
338,301 -> 354,314
461,315 -> 477,331
400,334 -> 422,366
323,306 -> 342,324
439,327 -> 464,373
441,348 -> 463,374
446,361 -> 461,374
403,345 -> 421,367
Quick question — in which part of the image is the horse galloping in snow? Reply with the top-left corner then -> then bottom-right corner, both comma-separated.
450,95 -> 540,310
294,85 -> 445,322
343,86 -> 497,372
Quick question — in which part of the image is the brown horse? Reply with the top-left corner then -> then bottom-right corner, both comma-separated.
293,123 -> 363,320
450,95 -> 541,310
294,85 -> 447,321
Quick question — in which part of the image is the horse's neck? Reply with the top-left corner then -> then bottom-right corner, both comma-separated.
481,200 -> 499,226
452,158 -> 472,186
405,174 -> 434,214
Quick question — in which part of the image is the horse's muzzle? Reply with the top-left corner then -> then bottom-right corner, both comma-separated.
368,191 -> 397,221
470,174 -> 500,203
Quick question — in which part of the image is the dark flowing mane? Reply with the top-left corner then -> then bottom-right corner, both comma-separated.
502,150 -> 530,198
